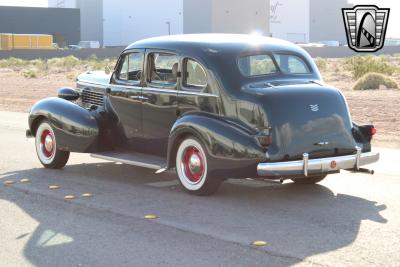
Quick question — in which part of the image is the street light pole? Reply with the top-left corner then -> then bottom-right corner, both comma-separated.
166,22 -> 171,35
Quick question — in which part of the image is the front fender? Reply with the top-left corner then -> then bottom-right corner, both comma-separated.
167,113 -> 266,178
29,97 -> 99,152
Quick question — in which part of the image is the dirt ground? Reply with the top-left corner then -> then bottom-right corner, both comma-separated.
0,68 -> 399,148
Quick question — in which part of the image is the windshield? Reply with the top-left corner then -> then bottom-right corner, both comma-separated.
238,53 -> 311,77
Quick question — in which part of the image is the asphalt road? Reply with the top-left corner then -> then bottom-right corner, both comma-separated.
0,111 -> 399,267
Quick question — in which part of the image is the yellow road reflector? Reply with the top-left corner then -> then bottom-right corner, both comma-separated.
144,214 -> 158,220
82,192 -> 93,198
64,195 -> 76,200
4,180 -> 15,186
49,185 -> 60,190
252,240 -> 268,247
20,178 -> 31,183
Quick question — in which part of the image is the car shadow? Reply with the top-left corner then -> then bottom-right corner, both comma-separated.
0,162 -> 388,266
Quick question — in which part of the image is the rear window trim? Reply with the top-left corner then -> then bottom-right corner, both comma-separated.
237,51 -> 314,78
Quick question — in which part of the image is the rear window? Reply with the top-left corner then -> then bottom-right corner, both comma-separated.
238,54 -> 277,76
274,54 -> 310,74
238,53 -> 311,77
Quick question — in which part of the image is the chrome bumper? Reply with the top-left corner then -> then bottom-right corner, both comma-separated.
257,148 -> 380,177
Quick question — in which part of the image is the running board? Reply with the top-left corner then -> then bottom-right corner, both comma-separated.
91,151 -> 167,170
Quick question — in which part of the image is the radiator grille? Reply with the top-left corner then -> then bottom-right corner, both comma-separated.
81,88 -> 104,106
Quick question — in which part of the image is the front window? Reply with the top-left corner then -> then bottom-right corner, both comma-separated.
117,52 -> 143,82
238,53 -> 311,77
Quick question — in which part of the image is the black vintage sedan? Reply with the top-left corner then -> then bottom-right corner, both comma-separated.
27,34 -> 379,195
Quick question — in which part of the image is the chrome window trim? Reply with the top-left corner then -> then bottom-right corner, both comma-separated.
77,81 -> 219,98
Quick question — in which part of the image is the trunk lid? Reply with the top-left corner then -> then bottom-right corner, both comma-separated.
244,82 -> 357,162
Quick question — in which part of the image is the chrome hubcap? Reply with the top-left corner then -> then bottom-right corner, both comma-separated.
189,154 -> 201,173
44,134 -> 53,152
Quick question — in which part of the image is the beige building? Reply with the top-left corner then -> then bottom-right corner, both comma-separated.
48,0 -> 270,46
184,0 -> 270,35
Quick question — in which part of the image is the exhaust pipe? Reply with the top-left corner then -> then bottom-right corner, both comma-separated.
350,168 -> 375,175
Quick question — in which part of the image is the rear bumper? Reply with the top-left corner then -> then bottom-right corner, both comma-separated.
257,147 -> 379,177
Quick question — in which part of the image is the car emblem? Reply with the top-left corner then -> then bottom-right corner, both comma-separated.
309,104 -> 319,112
330,160 -> 337,169
342,5 -> 390,52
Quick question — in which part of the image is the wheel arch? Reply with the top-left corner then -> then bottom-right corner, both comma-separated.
166,113 -> 266,178
30,115 -> 47,136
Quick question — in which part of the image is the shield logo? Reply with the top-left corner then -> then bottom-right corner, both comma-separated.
342,5 -> 390,52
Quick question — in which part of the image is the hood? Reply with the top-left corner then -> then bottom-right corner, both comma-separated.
77,71 -> 112,86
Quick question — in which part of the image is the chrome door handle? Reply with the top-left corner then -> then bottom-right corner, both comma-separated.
129,96 -> 149,100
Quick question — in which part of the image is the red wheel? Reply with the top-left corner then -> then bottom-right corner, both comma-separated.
35,120 -> 69,169
176,137 -> 222,195
182,146 -> 205,183
40,129 -> 55,158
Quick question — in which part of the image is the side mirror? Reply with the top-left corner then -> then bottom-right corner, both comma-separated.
58,87 -> 80,101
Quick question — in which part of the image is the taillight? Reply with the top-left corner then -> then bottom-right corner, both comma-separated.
256,128 -> 272,147
370,127 -> 377,136
257,135 -> 272,147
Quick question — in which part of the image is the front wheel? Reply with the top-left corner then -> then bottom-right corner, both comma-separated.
35,120 -> 70,169
176,137 -> 222,196
291,174 -> 327,184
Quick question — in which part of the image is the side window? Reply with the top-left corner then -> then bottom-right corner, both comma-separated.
128,53 -> 144,81
117,52 -> 144,82
148,52 -> 179,87
118,55 -> 129,80
183,59 -> 207,89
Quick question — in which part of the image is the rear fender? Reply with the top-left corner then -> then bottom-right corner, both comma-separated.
352,123 -> 375,152
167,113 -> 266,178
29,97 -> 99,152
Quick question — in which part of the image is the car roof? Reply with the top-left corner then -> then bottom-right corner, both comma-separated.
125,34 -> 305,55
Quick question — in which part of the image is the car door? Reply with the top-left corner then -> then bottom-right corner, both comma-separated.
108,49 -> 145,150
140,50 -> 180,157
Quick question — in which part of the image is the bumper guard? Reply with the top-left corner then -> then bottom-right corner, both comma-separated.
257,147 -> 379,177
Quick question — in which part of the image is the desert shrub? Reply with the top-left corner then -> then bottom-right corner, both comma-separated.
47,55 -> 80,69
345,55 -> 397,79
353,72 -> 398,90
314,57 -> 328,71
22,69 -> 37,78
0,56 -> 116,74
0,57 -> 29,68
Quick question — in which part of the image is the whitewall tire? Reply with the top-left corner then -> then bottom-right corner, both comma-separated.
35,120 -> 69,169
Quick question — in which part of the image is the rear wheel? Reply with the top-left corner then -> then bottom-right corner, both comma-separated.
176,137 -> 222,196
291,174 -> 327,184
35,120 -> 69,169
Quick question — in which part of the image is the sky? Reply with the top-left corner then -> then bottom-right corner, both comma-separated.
0,0 -> 399,38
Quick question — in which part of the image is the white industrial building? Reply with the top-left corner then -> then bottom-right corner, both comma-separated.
48,0 -> 270,47
47,0 -> 358,47
269,0 -> 352,44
